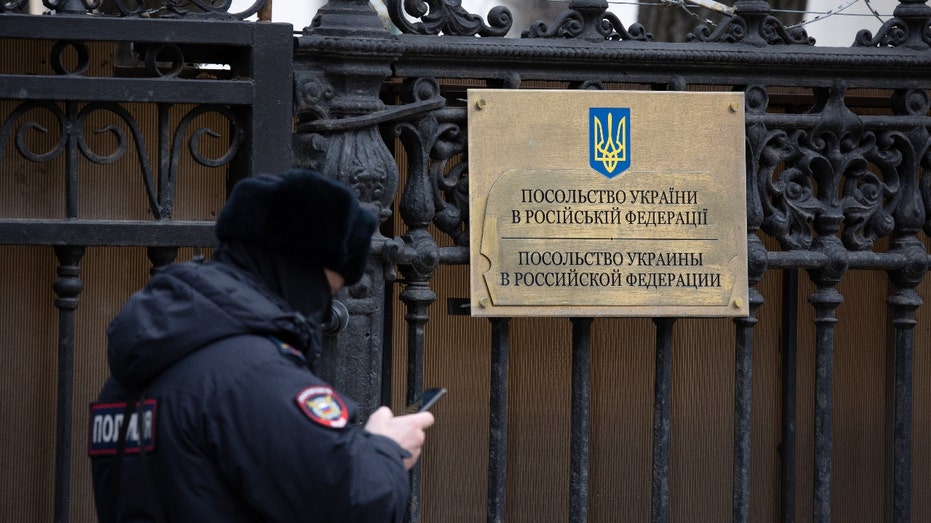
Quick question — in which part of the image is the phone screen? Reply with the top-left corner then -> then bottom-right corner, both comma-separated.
408,387 -> 447,413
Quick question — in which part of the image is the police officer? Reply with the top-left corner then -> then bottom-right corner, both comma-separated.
90,169 -> 434,522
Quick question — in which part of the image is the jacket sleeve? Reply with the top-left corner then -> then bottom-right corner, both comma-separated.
205,358 -> 410,523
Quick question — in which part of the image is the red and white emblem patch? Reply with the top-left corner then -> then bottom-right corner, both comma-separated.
296,386 -> 348,429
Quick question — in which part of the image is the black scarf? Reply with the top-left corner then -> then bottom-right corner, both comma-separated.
213,241 -> 332,362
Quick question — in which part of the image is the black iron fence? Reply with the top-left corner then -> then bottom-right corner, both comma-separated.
0,5 -> 292,520
1,0 -> 930,521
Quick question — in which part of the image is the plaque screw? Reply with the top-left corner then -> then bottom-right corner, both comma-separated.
475,98 -> 487,110
480,297 -> 490,307
733,297 -> 744,308
729,101 -> 740,112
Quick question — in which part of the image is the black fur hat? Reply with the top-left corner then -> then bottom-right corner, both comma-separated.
215,169 -> 378,285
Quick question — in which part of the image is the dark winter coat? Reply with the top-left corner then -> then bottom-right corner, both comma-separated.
90,259 -> 409,522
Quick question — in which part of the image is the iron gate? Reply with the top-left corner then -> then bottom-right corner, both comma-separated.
2,0 -> 930,521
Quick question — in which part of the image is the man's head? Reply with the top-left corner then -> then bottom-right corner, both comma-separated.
215,169 -> 378,287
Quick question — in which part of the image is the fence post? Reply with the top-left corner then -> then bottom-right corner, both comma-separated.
292,0 -> 400,416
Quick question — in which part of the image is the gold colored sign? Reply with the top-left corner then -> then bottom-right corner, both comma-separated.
468,89 -> 749,317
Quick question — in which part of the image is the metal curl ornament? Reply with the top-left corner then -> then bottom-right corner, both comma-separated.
76,102 -> 160,217
523,0 -> 652,42
175,105 -> 241,168
853,0 -> 931,49
0,102 -> 68,166
104,0 -> 264,19
42,0 -> 100,15
686,0 -> 813,46
839,132 -> 898,251
387,0 -> 511,36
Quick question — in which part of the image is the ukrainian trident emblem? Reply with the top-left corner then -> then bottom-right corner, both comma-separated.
589,108 -> 630,178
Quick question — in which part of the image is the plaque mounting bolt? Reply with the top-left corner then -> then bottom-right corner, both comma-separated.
733,297 -> 744,309
475,98 -> 487,110
729,102 -> 740,112
480,297 -> 490,307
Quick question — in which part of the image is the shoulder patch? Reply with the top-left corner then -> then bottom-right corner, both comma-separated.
88,399 -> 157,456
270,337 -> 307,366
296,386 -> 349,429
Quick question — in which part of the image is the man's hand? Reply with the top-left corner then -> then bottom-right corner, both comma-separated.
364,406 -> 435,470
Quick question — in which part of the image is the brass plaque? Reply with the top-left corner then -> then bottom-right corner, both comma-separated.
468,89 -> 748,317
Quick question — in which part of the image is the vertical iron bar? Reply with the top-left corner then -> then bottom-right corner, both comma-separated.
247,22 -> 293,177
157,102 -> 171,217
781,269 -> 799,523
886,241 -> 925,523
65,101 -> 79,219
885,87 -> 929,523
406,305 -> 427,409
52,245 -> 84,523
808,234 -> 846,523
740,86 -> 769,523
405,295 -> 428,523
381,286 -> 395,408
487,317 -> 510,523
733,287 -> 761,523
812,320 -> 834,522
891,324 -> 914,523
732,341 -> 751,523
570,317 -> 593,523
733,235 -> 767,523
651,317 -> 675,523
810,260 -> 843,523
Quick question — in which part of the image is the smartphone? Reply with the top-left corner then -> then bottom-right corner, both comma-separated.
407,387 -> 447,413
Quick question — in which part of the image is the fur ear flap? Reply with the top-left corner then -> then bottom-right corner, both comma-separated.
216,169 -> 378,285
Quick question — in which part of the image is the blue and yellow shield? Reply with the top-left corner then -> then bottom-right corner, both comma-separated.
589,108 -> 630,178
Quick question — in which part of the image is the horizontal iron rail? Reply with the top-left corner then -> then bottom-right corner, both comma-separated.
0,76 -> 257,104
297,36 -> 931,89
766,249 -> 931,271
431,245 -> 930,271
0,219 -> 216,246
0,14 -> 292,44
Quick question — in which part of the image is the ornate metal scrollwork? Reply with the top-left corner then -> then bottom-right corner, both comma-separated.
43,0 -> 101,15
886,88 -> 931,239
292,73 -> 447,243
144,0 -> 266,20
743,85 -> 769,230
751,83 -> 816,251
924,147 -> 931,238
686,0 -> 813,46
760,81 -> 902,251
391,77 -> 469,249
386,0 -> 512,36
0,100 -> 239,219
14,0 -> 266,18
841,139 -> 897,250
173,104 -> 242,169
854,0 -> 931,49
760,128 -> 821,250
523,0 -> 652,41
293,71 -> 336,125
